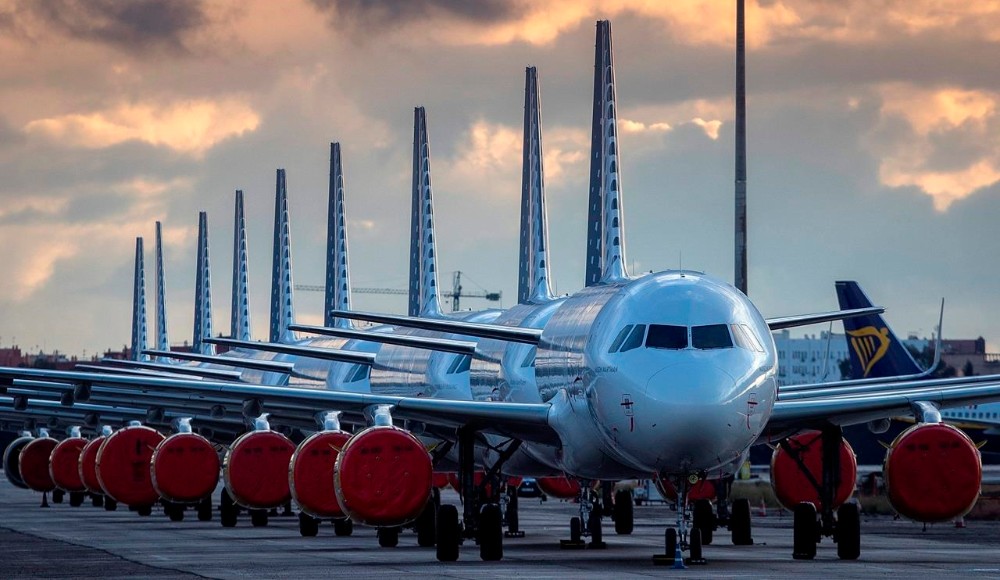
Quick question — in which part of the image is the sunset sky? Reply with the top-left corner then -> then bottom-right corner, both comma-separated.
1,0 -> 999,356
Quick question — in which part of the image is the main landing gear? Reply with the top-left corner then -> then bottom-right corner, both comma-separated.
559,481 -> 608,550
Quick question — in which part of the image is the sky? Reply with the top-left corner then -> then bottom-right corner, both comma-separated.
1,0 -> 999,356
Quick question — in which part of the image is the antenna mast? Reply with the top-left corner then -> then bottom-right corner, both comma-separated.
734,0 -> 748,295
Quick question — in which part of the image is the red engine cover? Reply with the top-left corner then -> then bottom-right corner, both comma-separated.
446,471 -> 486,495
655,478 -> 717,502
79,436 -> 106,494
49,437 -> 87,492
334,426 -> 433,527
224,430 -> 295,509
884,422 -> 981,522
536,476 -> 581,499
19,437 -> 58,492
432,472 -> 451,489
771,430 -> 857,511
289,430 -> 350,518
97,426 -> 165,506
151,432 -> 220,503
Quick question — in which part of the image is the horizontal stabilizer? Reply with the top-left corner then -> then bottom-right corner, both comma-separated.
142,349 -> 294,374
330,310 -> 542,345
205,337 -> 376,365
765,306 -> 885,331
98,358 -> 243,382
289,324 -> 478,356
76,363 -> 217,381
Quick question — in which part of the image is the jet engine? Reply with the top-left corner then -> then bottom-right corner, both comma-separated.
19,436 -> 58,492
49,437 -> 87,493
535,476 -> 580,499
883,422 -> 981,522
224,430 -> 295,509
333,426 -> 433,527
96,425 -> 165,507
151,432 -> 220,503
289,430 -> 351,518
3,435 -> 32,489
654,477 -> 717,502
78,436 -> 107,495
770,430 -> 857,510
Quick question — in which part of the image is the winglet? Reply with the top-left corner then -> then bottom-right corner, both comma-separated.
130,237 -> 149,361
270,169 -> 296,343
325,143 -> 352,328
585,20 -> 628,286
409,107 -> 443,317
154,222 -> 169,353
193,212 -> 215,355
518,67 -> 554,304
231,190 -> 252,341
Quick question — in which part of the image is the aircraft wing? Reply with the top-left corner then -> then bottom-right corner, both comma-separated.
766,375 -> 1000,434
0,367 -> 559,446
330,310 -> 543,344
763,306 -> 885,330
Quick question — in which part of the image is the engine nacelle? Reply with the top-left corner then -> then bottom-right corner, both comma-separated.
654,478 -> 717,502
224,430 -> 295,509
289,430 -> 350,519
334,426 -> 432,527
536,476 -> 581,499
49,437 -> 87,492
151,432 -> 220,503
2,435 -> 32,489
770,430 -> 857,511
19,437 -> 58,492
78,436 -> 106,494
884,422 -> 981,522
96,426 -> 166,506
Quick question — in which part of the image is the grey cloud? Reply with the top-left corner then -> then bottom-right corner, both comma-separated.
310,0 -> 520,31
25,0 -> 206,54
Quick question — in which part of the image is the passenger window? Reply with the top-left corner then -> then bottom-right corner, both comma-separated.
608,325 -> 633,353
619,324 -> 647,353
692,325 -> 733,349
646,325 -> 688,350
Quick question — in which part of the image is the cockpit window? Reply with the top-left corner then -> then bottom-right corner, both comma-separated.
521,350 -> 536,368
741,324 -> 763,352
646,325 -> 688,350
731,324 -> 763,352
447,355 -> 472,374
346,363 -> 369,383
692,324 -> 733,349
619,324 -> 647,353
608,325 -> 633,353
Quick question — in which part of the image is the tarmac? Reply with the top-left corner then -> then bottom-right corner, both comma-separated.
2,475 -> 999,579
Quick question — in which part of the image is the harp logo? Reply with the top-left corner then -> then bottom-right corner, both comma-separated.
847,326 -> 891,377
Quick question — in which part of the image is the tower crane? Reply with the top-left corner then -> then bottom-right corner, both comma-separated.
294,270 -> 501,312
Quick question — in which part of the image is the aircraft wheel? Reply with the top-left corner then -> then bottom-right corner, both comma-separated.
436,504 -> 460,562
588,505 -> 604,547
836,501 -> 861,560
52,489 -> 64,504
792,502 -> 817,560
168,504 -> 185,522
692,498 -> 715,545
377,527 -> 399,548
136,504 -> 153,517
333,518 -> 353,537
416,499 -> 437,547
665,527 -> 677,558
298,512 -> 319,537
197,497 -> 213,522
730,498 -> 753,545
614,490 -> 634,535
104,498 -> 118,511
91,494 -> 104,508
479,503 -> 503,561
69,491 -> 85,507
220,507 -> 238,528
250,509 -> 269,527
570,516 -> 582,543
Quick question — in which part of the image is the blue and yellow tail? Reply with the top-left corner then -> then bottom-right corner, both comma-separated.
835,281 -> 924,379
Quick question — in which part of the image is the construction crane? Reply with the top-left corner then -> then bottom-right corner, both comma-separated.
294,270 -> 501,312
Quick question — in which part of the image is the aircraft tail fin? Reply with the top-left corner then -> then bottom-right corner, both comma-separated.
518,67 -> 554,304
325,143 -> 352,327
408,107 -> 443,318
269,169 -> 296,343
130,237 -> 149,361
585,20 -> 628,287
154,222 -> 169,353
835,281 -> 924,379
231,190 -> 252,341
193,212 -> 214,355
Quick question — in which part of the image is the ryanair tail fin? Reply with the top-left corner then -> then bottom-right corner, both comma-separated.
231,190 -> 252,341
130,237 -> 149,361
835,281 -> 926,379
270,169 -> 296,343
193,212 -> 214,355
325,143 -> 352,327
408,107 -> 443,318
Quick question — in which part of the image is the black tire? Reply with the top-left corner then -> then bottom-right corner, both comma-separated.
197,497 -> 212,522
299,512 -> 319,537
378,527 -> 399,548
221,508 -> 238,528
479,503 -> 503,561
793,502 -> 818,560
91,494 -> 104,508
52,489 -> 64,504
416,500 -> 437,547
436,504 -> 461,562
250,509 -> 268,527
69,491 -> 85,507
665,527 -> 677,558
137,504 -> 153,517
570,516 -> 582,543
104,498 -> 117,511
588,507 -> 603,545
690,527 -> 704,562
837,502 -> 861,560
692,498 -> 715,545
613,490 -> 634,535
731,498 -> 753,545
168,503 -> 185,522
333,518 -> 353,537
